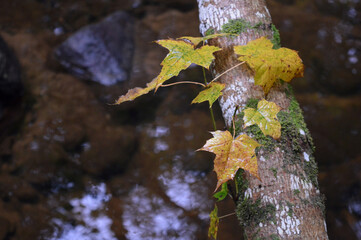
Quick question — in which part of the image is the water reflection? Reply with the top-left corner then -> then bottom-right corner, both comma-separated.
49,183 -> 116,240
348,200 -> 361,239
123,128 -> 213,239
158,159 -> 212,217
147,126 -> 170,153
122,186 -> 199,240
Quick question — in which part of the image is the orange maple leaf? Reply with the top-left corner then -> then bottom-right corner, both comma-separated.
198,130 -> 261,190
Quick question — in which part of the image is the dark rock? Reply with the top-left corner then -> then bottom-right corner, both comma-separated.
54,11 -> 135,86
146,0 -> 197,11
0,216 -> 12,240
17,204 -> 52,240
0,175 -> 39,203
0,35 -> 23,116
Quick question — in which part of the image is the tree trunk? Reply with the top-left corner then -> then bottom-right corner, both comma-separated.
197,0 -> 329,239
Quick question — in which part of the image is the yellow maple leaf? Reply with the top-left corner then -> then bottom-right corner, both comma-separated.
198,130 -> 261,190
114,39 -> 220,104
243,99 -> 281,139
208,205 -> 219,240
234,37 -> 304,94
191,82 -> 225,108
155,39 -> 220,90
114,78 -> 157,104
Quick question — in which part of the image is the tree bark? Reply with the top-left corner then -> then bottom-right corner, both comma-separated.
197,0 -> 329,239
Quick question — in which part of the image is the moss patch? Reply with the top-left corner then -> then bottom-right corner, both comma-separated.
286,201 -> 294,217
270,168 -> 278,178
235,169 -> 276,235
311,194 -> 326,216
205,28 -> 215,36
235,169 -> 249,198
304,155 -> 319,187
270,234 -> 281,240
237,197 -> 276,227
221,19 -> 269,35
246,125 -> 276,152
293,189 -> 300,196
221,19 -> 252,34
276,87 -> 318,186
245,98 -> 259,109
271,24 -> 281,49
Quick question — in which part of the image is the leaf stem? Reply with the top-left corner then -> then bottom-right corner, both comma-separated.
202,65 -> 208,85
210,107 -> 217,131
209,61 -> 245,84
202,67 -> 217,131
219,212 -> 236,219
161,81 -> 206,88
232,106 -> 239,139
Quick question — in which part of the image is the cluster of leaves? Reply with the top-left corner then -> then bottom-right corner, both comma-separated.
114,34 -> 304,239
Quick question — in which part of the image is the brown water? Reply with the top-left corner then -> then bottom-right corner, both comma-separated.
0,0 -> 360,239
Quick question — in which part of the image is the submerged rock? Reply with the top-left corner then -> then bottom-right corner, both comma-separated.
0,35 -> 23,117
54,11 -> 134,86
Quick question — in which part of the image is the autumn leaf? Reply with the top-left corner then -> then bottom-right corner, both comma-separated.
179,33 -> 231,46
192,82 -> 225,108
155,39 -> 220,90
213,182 -> 228,201
114,78 -> 157,104
243,99 -> 281,139
114,39 -> 220,104
208,205 -> 219,240
234,37 -> 304,94
198,130 -> 261,190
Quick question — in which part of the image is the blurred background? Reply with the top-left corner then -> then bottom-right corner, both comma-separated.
0,0 -> 360,239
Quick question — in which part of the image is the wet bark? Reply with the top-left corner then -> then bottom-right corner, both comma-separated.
197,0 -> 329,239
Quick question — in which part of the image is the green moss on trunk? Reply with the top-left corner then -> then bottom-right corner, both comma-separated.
219,19 -> 280,49
222,19 -> 253,34
237,197 -> 276,228
271,24 -> 281,49
220,19 -> 270,35
235,170 -> 276,239
205,28 -> 215,36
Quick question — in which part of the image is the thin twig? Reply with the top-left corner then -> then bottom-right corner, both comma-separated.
219,212 -> 236,219
202,67 -> 217,130
210,107 -> 217,131
232,116 -> 236,139
209,61 -> 245,84
161,81 -> 206,87
232,106 -> 239,139
202,65 -> 208,85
